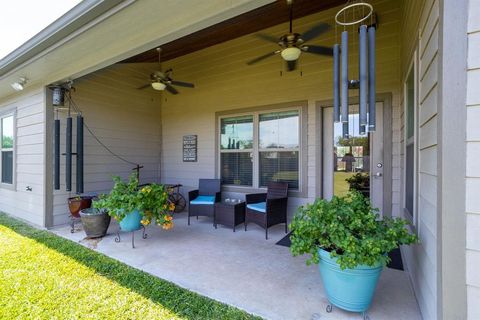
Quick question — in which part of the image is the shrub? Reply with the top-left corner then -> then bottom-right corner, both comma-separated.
289,191 -> 417,269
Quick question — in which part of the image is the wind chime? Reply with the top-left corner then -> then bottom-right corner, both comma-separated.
50,82 -> 84,194
333,1 -> 376,138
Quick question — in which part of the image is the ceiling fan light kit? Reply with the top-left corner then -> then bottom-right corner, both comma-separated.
246,0 -> 333,71
281,47 -> 302,61
151,81 -> 166,91
333,0 -> 377,138
137,47 -> 195,95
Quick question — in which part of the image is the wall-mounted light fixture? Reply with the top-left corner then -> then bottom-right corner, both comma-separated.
11,77 -> 27,91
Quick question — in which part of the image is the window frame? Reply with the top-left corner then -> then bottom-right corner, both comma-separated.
0,111 -> 16,190
216,101 -> 307,197
403,50 -> 418,228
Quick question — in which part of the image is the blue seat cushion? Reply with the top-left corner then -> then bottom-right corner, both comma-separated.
190,195 -> 215,205
247,202 -> 266,213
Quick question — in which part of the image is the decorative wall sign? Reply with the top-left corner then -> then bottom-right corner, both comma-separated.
183,135 -> 197,162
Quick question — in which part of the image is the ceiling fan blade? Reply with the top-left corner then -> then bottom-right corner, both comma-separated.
137,83 -> 151,90
255,33 -> 280,43
170,80 -> 195,88
165,84 -> 179,95
301,22 -> 330,42
305,45 -> 334,56
247,51 -> 278,65
286,59 -> 297,71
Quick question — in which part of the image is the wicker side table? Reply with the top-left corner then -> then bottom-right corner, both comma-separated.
214,201 -> 245,232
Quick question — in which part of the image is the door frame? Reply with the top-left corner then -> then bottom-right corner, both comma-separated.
315,92 -> 393,217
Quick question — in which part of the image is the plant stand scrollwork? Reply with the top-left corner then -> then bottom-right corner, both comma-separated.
325,304 -> 369,320
115,225 -> 148,248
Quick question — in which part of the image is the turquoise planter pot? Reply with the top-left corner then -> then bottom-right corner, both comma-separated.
119,210 -> 143,232
318,248 -> 383,313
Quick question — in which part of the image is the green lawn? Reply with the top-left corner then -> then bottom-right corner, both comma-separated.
0,213 -> 260,320
334,171 -> 355,197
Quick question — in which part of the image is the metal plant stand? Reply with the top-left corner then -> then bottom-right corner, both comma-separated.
114,225 -> 148,248
70,216 -> 81,233
325,304 -> 370,320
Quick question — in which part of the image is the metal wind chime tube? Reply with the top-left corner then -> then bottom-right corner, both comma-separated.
54,119 -> 60,190
334,1 -> 376,136
333,44 -> 341,123
341,30 -> 349,137
76,115 -> 84,194
359,24 -> 368,135
368,25 -> 376,131
66,116 -> 72,192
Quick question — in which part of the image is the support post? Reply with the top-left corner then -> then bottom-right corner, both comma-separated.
333,43 -> 340,123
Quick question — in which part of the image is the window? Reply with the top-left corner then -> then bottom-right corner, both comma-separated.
404,64 -> 416,221
220,116 -> 253,186
219,108 -> 301,191
1,115 -> 14,185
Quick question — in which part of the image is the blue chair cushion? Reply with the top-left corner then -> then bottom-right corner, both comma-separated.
190,195 -> 215,205
247,202 -> 266,213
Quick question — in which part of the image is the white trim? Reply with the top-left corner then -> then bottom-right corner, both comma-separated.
0,111 -> 16,190
402,48 -> 419,229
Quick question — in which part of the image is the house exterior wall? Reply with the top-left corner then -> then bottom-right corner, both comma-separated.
51,63 -> 162,226
0,89 -> 47,227
160,0 -> 402,216
399,1 -> 440,319
466,0 -> 480,318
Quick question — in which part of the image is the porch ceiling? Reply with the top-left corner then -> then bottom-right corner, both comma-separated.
122,0 -> 345,63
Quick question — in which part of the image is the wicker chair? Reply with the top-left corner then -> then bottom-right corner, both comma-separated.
188,179 -> 221,225
245,182 -> 288,239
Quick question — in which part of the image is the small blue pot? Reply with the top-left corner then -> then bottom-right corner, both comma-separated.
119,210 -> 143,232
318,248 -> 383,313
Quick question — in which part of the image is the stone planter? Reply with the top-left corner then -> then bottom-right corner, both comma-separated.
79,208 -> 111,238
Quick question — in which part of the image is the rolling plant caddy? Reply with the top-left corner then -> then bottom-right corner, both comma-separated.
289,191 -> 417,319
93,174 -> 175,248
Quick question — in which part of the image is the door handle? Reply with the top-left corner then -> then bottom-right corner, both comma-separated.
373,172 -> 383,178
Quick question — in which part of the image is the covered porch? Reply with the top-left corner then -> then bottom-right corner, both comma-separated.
52,213 -> 421,320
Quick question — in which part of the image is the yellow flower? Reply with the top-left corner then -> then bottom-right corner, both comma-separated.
168,203 -> 175,211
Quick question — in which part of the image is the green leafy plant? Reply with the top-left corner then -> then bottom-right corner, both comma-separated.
345,172 -> 370,191
289,191 -> 417,270
93,174 -> 174,229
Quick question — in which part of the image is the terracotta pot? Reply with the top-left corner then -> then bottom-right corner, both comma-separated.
68,196 -> 93,218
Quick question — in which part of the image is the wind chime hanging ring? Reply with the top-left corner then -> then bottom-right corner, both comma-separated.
335,2 -> 373,26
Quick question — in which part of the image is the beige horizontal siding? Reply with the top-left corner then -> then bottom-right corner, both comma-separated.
52,63 -> 162,226
0,89 -> 46,226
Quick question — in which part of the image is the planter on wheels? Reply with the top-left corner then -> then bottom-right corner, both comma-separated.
79,208 -> 111,238
318,248 -> 383,314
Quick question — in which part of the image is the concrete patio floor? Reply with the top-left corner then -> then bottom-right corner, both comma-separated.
51,213 -> 422,320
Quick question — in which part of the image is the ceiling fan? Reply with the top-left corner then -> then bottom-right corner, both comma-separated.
137,47 -> 194,94
246,0 -> 333,71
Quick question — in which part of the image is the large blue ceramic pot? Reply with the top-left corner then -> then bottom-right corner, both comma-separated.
119,209 -> 143,232
318,248 -> 383,313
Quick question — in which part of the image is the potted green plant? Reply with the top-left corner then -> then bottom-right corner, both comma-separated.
93,174 -> 174,232
345,172 -> 370,197
289,191 -> 417,315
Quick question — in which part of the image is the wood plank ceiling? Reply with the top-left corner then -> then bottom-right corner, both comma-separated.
121,0 -> 345,63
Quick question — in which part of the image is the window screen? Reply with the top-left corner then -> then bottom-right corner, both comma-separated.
1,115 -> 13,185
